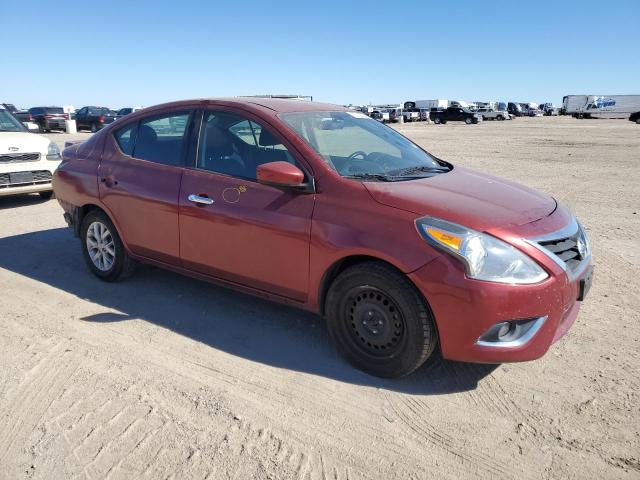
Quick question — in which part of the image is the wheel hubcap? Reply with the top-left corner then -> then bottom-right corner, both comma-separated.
86,221 -> 115,271
346,287 -> 404,356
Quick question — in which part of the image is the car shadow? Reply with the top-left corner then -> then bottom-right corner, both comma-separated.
0,227 -> 497,394
0,194 -> 52,210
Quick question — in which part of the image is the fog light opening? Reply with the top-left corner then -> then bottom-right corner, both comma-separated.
476,316 -> 548,348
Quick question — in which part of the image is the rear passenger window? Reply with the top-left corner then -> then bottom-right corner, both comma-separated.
133,112 -> 190,166
114,124 -> 136,156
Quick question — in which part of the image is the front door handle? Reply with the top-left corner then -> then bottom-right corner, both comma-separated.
188,194 -> 214,205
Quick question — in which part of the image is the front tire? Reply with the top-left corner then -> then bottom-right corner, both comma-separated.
80,210 -> 136,282
465,117 -> 473,124
325,262 -> 438,378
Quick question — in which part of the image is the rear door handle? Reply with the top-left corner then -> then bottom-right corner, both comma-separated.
188,194 -> 214,205
100,176 -> 118,187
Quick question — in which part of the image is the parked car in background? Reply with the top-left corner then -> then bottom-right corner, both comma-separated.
75,106 -> 118,132
431,107 -> 482,124
116,107 -> 143,118
28,107 -> 69,132
508,102 -> 524,117
476,107 -> 509,121
540,103 -> 559,116
52,98 -> 593,378
371,110 -> 389,123
402,109 -> 420,122
0,105 -> 62,199
629,111 -> 640,124
402,102 -> 422,122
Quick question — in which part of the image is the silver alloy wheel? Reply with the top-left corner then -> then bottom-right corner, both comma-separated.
86,221 -> 116,271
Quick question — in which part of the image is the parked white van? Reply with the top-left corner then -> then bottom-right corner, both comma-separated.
0,105 -> 62,198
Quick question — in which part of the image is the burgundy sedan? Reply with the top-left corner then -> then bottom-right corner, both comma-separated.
53,98 -> 593,378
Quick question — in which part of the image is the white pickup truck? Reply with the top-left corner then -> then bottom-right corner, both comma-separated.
475,107 -> 510,121
402,109 -> 420,122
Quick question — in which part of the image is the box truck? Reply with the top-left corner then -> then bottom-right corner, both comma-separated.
562,95 -> 640,118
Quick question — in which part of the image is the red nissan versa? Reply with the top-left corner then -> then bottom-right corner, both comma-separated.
53,98 -> 593,378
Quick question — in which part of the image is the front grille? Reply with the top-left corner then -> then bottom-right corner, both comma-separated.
33,171 -> 53,182
534,222 -> 589,275
0,153 -> 41,163
0,170 -> 52,188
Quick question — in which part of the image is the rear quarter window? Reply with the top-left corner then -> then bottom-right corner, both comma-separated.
114,124 -> 136,156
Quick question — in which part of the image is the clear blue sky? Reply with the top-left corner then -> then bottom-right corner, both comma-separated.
1,0 -> 638,109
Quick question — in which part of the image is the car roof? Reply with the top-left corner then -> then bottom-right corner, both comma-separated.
145,97 -> 348,114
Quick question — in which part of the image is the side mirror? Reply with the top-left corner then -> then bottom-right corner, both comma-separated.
257,161 -> 307,190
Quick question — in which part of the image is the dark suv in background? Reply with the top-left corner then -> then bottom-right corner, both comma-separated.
28,107 -> 69,132
75,106 -> 117,132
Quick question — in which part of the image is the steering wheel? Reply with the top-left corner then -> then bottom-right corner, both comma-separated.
347,151 -> 367,161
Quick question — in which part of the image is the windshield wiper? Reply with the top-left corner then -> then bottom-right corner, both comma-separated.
344,173 -> 396,182
391,165 -> 450,176
344,173 -> 428,182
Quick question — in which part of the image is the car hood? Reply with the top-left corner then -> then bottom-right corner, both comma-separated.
363,166 -> 556,232
0,131 -> 49,154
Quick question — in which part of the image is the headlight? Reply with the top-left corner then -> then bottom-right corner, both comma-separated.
46,141 -> 61,160
416,217 -> 548,284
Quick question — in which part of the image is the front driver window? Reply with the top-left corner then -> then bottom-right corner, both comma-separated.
197,111 -> 296,181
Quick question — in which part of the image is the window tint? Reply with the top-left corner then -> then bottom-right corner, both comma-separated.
198,111 -> 296,180
133,112 -> 190,166
45,107 -> 64,114
114,123 -> 136,156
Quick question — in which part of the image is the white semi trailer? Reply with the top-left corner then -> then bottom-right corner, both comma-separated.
562,95 -> 640,118
414,99 -> 449,110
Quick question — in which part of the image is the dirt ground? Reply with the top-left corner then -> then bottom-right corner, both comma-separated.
1,116 -> 638,479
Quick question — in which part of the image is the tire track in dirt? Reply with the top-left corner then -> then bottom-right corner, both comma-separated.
384,392 -> 528,479
0,340 -> 80,466
218,417 -> 366,480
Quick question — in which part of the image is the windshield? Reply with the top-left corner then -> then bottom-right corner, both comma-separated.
280,111 -> 448,180
0,109 -> 26,132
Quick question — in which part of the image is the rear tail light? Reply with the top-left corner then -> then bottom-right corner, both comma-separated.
29,114 -> 33,121
99,116 -> 105,123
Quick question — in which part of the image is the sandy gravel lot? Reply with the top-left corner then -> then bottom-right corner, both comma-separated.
0,117 -> 638,479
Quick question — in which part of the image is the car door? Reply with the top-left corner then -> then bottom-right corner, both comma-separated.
76,107 -> 87,128
178,109 -> 314,301
98,109 -> 194,265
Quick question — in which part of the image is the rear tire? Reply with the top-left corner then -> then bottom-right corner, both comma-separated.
90,123 -> 98,133
325,261 -> 438,378
433,117 -> 441,124
465,117 -> 473,124
80,210 -> 136,282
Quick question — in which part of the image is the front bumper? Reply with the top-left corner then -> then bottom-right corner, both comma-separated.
408,210 -> 593,363
409,255 -> 590,363
0,182 -> 52,196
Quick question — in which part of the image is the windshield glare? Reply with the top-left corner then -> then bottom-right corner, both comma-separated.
280,111 -> 446,178
0,109 -> 26,132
